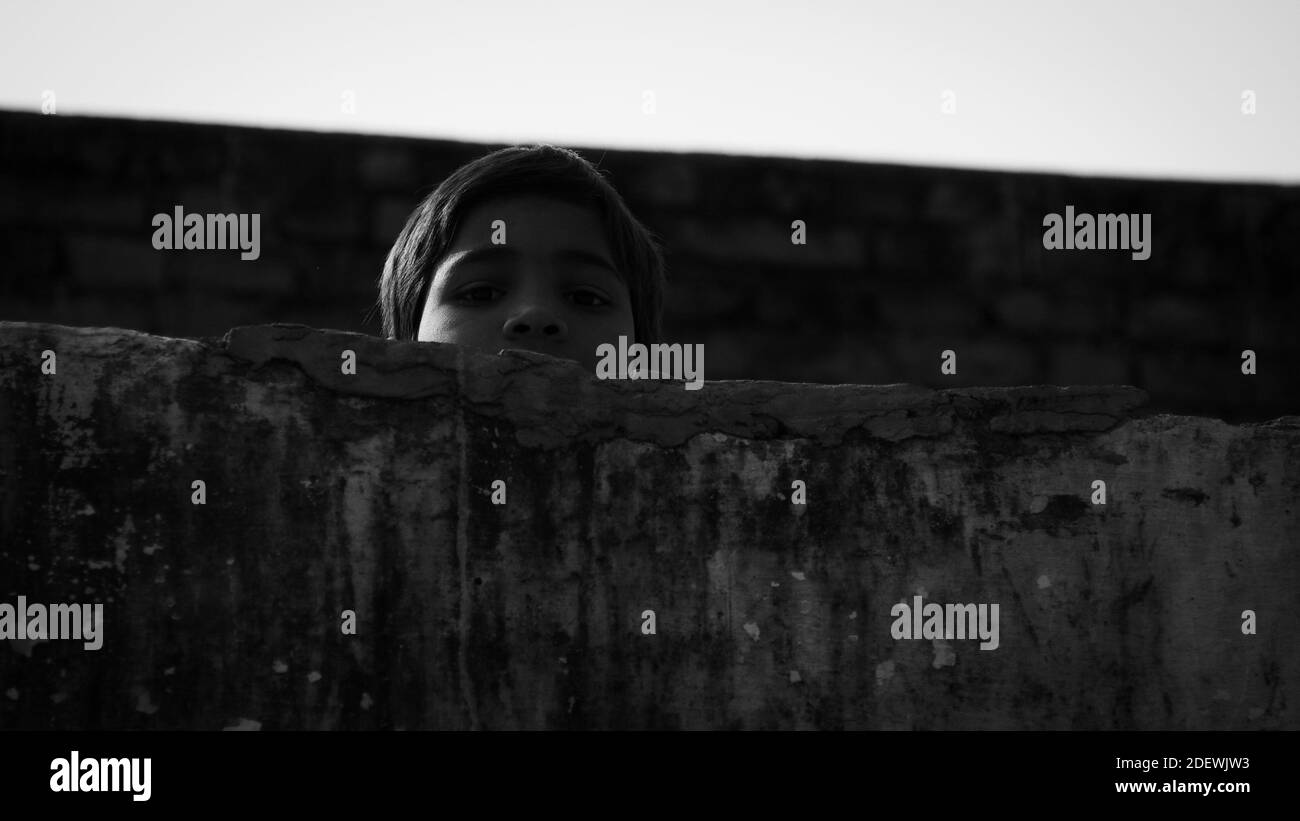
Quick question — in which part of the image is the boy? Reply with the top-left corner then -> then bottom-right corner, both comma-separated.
376,145 -> 666,372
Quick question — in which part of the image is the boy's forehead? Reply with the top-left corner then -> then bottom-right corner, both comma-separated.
451,195 -> 613,255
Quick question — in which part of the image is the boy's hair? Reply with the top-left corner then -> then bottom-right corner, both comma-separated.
376,144 -> 666,344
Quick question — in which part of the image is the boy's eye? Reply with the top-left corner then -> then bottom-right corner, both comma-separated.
569,289 -> 610,308
456,285 -> 503,303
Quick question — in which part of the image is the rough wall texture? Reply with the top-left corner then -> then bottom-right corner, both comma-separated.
2,110 -> 1298,422
1,321 -> 1296,729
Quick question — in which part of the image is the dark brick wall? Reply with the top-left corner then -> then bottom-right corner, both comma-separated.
2,110 -> 1296,422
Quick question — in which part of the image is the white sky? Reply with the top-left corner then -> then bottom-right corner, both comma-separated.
2,0 -> 1297,182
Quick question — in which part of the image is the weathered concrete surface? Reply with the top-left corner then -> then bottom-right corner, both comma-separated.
0,321 -> 1296,729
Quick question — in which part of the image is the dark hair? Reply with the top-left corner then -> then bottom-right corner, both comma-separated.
376,144 -> 666,344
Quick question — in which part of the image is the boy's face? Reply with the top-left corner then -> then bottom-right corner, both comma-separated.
417,195 -> 636,371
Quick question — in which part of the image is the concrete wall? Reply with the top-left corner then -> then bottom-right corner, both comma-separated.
1,321 -> 1295,729
2,110 -> 1298,422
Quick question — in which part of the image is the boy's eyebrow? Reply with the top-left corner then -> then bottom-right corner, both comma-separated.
449,246 -> 620,274
553,248 -> 620,274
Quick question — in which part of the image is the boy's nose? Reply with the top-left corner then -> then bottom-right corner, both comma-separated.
502,305 -> 568,342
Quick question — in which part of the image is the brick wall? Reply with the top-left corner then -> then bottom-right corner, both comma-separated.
1,322 -> 1295,729
2,110 -> 1297,422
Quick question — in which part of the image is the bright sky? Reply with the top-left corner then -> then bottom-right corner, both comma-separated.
2,0 -> 1297,183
